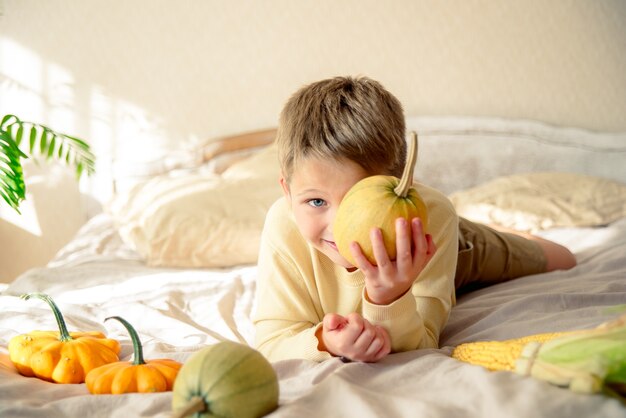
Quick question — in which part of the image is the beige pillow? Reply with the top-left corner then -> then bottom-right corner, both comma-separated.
108,145 -> 282,268
449,172 -> 626,232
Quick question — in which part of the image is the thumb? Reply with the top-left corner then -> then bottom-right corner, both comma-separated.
324,313 -> 347,331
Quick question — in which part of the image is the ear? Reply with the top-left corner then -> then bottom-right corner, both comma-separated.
279,175 -> 290,199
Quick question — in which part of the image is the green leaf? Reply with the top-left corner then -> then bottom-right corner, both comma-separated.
0,138 -> 26,212
15,124 -> 24,146
1,114 -> 18,131
65,135 -> 90,149
47,136 -> 56,159
0,129 -> 27,159
0,171 -> 18,189
39,130 -> 48,154
523,313 -> 626,391
0,189 -> 22,213
604,305 -> 626,314
1,114 -> 95,213
29,126 -> 37,151
76,162 -> 84,179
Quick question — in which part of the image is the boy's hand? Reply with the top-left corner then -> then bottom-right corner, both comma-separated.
317,312 -> 390,362
351,217 -> 436,306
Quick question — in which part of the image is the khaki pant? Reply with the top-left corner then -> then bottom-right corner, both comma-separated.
454,217 -> 547,293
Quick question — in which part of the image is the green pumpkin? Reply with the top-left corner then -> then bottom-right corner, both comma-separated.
172,341 -> 279,418
334,132 -> 428,266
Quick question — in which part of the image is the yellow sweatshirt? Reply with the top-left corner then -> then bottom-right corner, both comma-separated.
253,182 -> 459,362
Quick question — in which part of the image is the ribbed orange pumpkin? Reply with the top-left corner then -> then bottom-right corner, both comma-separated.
334,132 -> 428,266
85,316 -> 182,394
8,293 -> 120,384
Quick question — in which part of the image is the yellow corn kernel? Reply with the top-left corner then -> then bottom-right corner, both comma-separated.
453,341 -> 525,371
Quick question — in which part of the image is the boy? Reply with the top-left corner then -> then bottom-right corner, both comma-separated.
253,76 -> 576,363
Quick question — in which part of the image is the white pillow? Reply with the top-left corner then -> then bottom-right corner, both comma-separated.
107,145 -> 282,268
449,172 -> 626,232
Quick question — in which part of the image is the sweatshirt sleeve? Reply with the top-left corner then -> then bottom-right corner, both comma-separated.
252,199 -> 332,362
361,183 -> 458,352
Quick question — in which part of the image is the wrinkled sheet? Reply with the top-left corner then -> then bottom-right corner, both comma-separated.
1,214 -> 625,418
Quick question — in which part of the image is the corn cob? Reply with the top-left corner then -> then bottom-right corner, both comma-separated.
451,314 -> 626,396
452,331 -> 577,371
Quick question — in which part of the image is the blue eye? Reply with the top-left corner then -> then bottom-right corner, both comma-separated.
307,199 -> 326,208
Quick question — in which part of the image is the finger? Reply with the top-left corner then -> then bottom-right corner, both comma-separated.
395,217 -> 412,271
425,234 -> 437,258
373,326 -> 391,361
343,313 -> 365,344
363,330 -> 384,360
353,324 -> 377,353
346,312 -> 365,329
349,241 -> 376,276
323,313 -> 347,331
370,227 -> 392,270
424,234 -> 437,265
411,218 -> 428,261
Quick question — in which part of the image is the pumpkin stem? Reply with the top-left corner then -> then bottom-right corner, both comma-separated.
105,316 -> 145,365
172,396 -> 206,418
21,293 -> 73,342
393,131 -> 418,198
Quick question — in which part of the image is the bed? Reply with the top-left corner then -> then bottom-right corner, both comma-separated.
1,116 -> 625,418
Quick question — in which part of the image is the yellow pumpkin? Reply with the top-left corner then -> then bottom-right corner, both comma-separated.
86,316 -> 182,394
334,131 -> 429,266
8,293 -> 121,384
172,341 -> 279,418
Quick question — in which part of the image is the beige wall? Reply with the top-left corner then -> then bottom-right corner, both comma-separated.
0,162 -> 86,282
1,0 -> 625,282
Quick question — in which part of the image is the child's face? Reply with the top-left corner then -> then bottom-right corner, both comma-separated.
280,156 -> 370,269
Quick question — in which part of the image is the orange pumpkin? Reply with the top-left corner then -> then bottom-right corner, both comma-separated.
8,293 -> 121,384
333,132 -> 428,266
86,316 -> 182,394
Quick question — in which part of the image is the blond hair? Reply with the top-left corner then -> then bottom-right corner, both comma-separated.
276,76 -> 406,183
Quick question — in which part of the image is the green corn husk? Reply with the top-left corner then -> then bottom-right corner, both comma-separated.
516,314 -> 626,396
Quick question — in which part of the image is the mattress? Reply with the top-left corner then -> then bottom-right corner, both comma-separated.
1,116 -> 625,417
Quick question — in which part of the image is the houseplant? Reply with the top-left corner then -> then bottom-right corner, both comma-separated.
0,114 -> 95,213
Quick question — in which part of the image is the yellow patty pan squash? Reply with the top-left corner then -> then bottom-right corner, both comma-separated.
8,293 -> 121,384
171,341 -> 279,418
86,316 -> 182,394
334,131 -> 429,266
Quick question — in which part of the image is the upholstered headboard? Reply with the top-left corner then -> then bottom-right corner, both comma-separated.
407,116 -> 626,195
111,116 -> 626,197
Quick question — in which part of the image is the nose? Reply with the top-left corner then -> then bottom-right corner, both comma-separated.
327,207 -> 338,238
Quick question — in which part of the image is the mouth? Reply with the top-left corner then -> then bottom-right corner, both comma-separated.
323,239 -> 338,251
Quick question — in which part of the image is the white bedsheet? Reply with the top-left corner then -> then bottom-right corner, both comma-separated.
1,214 -> 625,418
